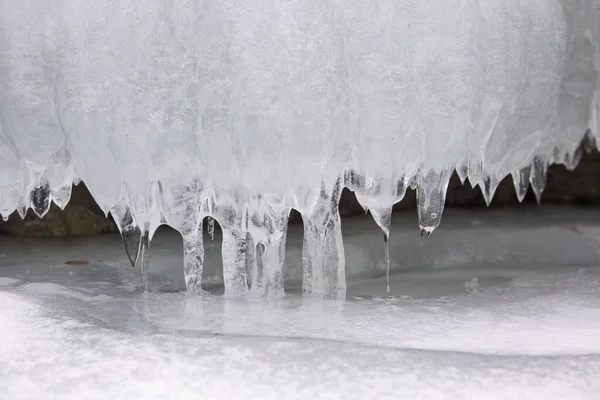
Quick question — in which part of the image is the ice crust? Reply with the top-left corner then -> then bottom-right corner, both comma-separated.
1,0 -> 599,299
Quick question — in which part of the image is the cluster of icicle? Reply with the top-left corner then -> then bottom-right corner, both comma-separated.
1,0 -> 600,299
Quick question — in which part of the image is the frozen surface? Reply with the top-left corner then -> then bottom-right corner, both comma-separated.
1,0 -> 600,298
2,208 -> 600,399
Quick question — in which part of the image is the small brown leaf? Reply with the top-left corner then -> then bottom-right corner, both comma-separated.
65,260 -> 89,266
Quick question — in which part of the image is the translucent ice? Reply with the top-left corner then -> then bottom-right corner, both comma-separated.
1,0 -> 599,297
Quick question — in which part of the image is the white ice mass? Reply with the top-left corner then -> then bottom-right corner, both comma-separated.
1,0 -> 600,299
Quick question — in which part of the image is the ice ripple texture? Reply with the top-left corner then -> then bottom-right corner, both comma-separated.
1,0 -> 599,299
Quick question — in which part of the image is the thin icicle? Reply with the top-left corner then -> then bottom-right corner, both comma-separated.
395,174 -> 409,204
208,216 -> 215,248
369,206 -> 392,293
221,228 -> 249,298
383,232 -> 390,293
139,222 -> 150,292
250,241 -> 264,294
245,232 -> 255,289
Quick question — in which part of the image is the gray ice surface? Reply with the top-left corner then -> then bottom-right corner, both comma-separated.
1,207 -> 600,399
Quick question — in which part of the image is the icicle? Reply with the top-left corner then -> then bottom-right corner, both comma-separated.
123,223 -> 142,268
248,240 -> 262,293
245,232 -> 255,289
158,180 -> 206,292
51,184 -> 72,210
221,228 -> 249,298
31,183 -> 51,218
207,216 -> 215,250
16,202 -> 27,219
467,158 -> 484,188
301,178 -> 346,300
245,199 -> 289,299
456,163 -> 468,185
383,232 -> 390,292
529,157 -> 548,205
256,210 -> 289,298
564,146 -> 583,171
480,176 -> 500,207
395,174 -> 409,204
110,205 -> 141,267
370,206 -> 392,293
511,166 -> 531,203
416,169 -> 451,236
183,220 -> 205,293
139,222 -> 150,292
344,168 -> 365,191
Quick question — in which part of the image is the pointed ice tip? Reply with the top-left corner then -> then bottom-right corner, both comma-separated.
483,195 -> 493,208
17,206 -> 27,219
122,226 -> 142,267
420,226 -> 434,237
31,184 -> 51,218
531,178 -> 545,206
534,191 -> 543,206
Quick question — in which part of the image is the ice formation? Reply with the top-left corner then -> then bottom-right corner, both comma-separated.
1,0 -> 599,299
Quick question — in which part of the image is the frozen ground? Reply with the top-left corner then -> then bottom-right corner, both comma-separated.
1,207 -> 600,399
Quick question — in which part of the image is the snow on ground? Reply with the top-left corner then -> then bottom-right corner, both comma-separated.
1,207 -> 600,399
